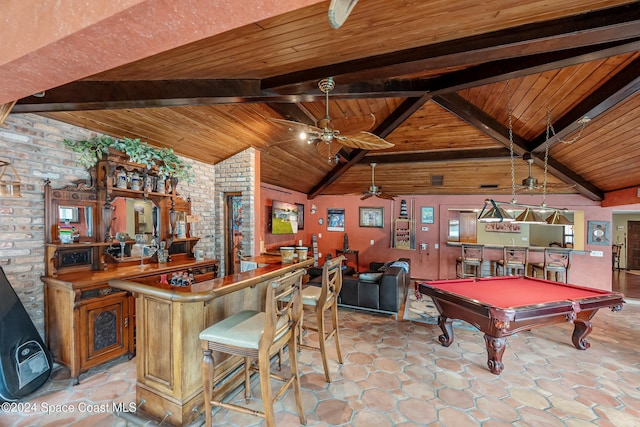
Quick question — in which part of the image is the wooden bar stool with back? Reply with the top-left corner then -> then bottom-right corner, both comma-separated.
531,248 -> 571,283
456,244 -> 485,278
496,246 -> 529,276
199,269 -> 307,427
298,255 -> 345,383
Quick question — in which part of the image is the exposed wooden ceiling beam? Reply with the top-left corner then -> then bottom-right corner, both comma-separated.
262,4 -> 640,91
433,93 -> 604,201
433,93 -> 530,156
429,38 -> 640,95
308,95 -> 431,199
266,103 -> 316,125
529,55 -> 640,152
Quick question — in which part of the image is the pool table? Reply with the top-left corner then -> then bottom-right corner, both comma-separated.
418,276 -> 624,374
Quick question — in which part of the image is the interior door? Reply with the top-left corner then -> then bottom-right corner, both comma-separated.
225,193 -> 243,275
627,221 -> 640,270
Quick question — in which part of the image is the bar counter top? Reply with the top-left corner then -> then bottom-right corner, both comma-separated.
42,257 -> 219,289
109,256 -> 314,302
446,242 -> 584,253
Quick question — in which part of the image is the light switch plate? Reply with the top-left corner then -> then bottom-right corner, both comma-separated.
590,250 -> 603,257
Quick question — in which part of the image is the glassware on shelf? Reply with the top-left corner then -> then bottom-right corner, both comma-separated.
116,232 -> 127,259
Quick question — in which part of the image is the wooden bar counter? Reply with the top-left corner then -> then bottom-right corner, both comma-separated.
109,256 -> 314,426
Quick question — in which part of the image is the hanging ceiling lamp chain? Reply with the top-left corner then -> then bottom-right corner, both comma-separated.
548,114 -> 590,145
507,80 -> 517,204
542,107 -> 553,207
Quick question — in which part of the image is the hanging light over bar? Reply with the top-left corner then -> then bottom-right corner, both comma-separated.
546,210 -> 573,225
478,199 -> 514,222
514,207 -> 546,224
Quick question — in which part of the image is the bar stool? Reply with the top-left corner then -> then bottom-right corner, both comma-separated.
299,255 -> 345,383
612,244 -> 622,271
199,269 -> 306,427
531,248 -> 571,283
496,246 -> 529,276
456,244 -> 485,278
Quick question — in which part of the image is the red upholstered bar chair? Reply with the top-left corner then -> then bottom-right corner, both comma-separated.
199,269 -> 307,427
456,244 -> 485,278
298,255 -> 345,383
496,246 -> 529,276
531,248 -> 571,283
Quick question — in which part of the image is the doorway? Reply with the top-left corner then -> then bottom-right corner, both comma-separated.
627,221 -> 640,270
225,193 -> 243,275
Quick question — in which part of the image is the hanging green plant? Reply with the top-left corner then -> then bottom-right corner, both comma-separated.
63,136 -> 193,182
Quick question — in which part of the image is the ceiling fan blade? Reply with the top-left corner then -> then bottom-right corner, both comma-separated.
378,192 -> 396,200
328,113 -> 376,133
337,132 -> 394,150
328,0 -> 359,29
268,117 -> 323,134
360,193 -> 373,200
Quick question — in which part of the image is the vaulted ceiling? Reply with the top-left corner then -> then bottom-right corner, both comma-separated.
9,0 -> 640,202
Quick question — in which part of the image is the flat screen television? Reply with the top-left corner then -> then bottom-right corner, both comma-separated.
271,200 -> 299,234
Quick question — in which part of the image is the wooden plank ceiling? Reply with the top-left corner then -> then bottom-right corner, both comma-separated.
13,0 -> 640,202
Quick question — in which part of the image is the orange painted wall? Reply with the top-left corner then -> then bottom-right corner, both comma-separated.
259,183 -> 640,292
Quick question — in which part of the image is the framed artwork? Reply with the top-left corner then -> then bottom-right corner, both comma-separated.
327,208 -> 345,232
485,222 -> 521,233
421,206 -> 434,224
359,207 -> 384,228
588,221 -> 610,245
295,203 -> 305,230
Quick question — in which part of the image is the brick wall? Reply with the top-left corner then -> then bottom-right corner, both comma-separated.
0,113 -> 216,336
214,149 -> 256,276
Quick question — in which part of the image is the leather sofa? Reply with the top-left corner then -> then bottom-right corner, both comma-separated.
308,258 -> 409,317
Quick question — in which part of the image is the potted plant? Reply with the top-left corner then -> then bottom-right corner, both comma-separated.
64,136 -> 193,182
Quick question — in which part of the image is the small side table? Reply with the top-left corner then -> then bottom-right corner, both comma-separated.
336,249 -> 359,274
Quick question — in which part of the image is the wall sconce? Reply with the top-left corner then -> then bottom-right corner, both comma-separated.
310,204 -> 317,214
0,160 -> 22,197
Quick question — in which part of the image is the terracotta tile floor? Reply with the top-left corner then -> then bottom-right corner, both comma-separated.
3,298 -> 640,426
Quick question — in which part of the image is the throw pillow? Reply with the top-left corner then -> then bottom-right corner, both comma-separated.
359,272 -> 383,282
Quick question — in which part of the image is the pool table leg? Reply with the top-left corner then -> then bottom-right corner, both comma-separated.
572,319 -> 592,350
484,335 -> 507,375
437,316 -> 454,347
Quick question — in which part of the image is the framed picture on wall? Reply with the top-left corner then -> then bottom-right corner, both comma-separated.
421,206 -> 434,224
327,209 -> 345,232
588,221 -> 610,245
295,203 -> 305,230
359,207 -> 384,228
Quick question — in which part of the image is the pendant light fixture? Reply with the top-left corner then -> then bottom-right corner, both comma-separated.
478,199 -> 513,222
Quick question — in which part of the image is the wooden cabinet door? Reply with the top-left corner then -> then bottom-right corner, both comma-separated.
79,294 -> 130,370
459,212 -> 478,243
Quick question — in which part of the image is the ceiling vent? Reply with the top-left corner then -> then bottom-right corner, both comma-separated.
480,184 -> 499,189
431,175 -> 444,186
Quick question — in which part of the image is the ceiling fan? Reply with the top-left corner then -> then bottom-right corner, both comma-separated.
361,163 -> 395,200
516,152 -> 574,193
268,77 -> 393,163
328,0 -> 359,29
